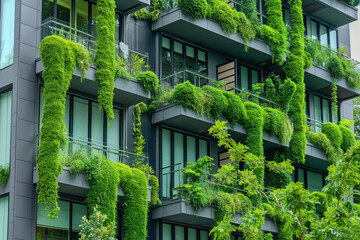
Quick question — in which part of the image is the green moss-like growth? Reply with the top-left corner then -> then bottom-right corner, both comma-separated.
222,91 -> 247,126
135,71 -> 159,93
326,55 -> 345,81
263,107 -> 292,144
244,102 -> 265,185
211,1 -> 237,33
234,11 -> 257,46
171,81 -> 197,110
70,152 -> 149,240
179,0 -> 208,19
339,120 -> 356,152
322,122 -> 343,157
346,68 -> 360,90
149,174 -> 161,206
241,0 -> 260,27
260,0 -> 287,65
0,164 -> 10,187
283,0 -> 306,164
278,79 -> 296,111
306,128 -> 338,163
38,35 -> 90,218
95,0 -> 116,120
264,151 -> 292,190
133,103 -> 147,157
311,191 -> 327,219
202,85 -> 227,119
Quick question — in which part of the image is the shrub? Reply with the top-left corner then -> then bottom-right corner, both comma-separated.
278,78 -> 296,111
135,71 -> 159,93
202,85 -> 227,119
264,151 -> 292,190
210,1 -> 237,34
306,129 -> 338,163
339,120 -> 356,151
234,11 -> 256,46
326,55 -> 345,81
171,81 -> 197,110
179,0 -> 208,19
0,164 -> 10,187
222,91 -> 247,126
346,68 -> 360,90
321,122 -> 343,150
263,107 -> 292,144
194,87 -> 213,115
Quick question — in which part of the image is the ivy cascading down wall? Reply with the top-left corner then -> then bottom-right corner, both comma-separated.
284,0 -> 307,163
38,35 -> 90,218
96,0 -> 116,120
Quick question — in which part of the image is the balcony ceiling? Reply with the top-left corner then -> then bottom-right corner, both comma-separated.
302,0 -> 358,27
89,0 -> 150,13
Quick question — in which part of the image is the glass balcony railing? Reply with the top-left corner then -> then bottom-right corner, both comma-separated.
38,135 -> 149,173
306,117 -> 324,133
160,70 -> 280,109
40,18 -> 149,73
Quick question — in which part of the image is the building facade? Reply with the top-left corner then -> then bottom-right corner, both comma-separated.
0,0 -> 358,239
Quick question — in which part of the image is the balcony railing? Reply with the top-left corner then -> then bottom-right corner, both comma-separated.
160,70 -> 280,109
37,135 -> 149,173
306,117 -> 324,133
40,18 -> 149,72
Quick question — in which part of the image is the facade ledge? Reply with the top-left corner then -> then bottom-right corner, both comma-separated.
152,8 -> 272,65
35,59 -> 150,106
302,0 -> 358,27
305,142 -> 330,171
305,64 -> 360,101
152,104 -> 288,151
32,166 -> 152,202
115,0 -> 150,14
152,198 -> 278,232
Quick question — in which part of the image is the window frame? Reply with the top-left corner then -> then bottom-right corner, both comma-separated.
293,165 -> 326,192
0,88 -> 12,168
160,126 -> 210,200
237,63 -> 261,91
160,35 -> 208,80
0,194 -> 9,240
310,18 -> 338,50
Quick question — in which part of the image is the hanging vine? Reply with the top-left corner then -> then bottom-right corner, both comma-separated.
95,0 -> 116,120
331,82 -> 338,122
38,35 -> 90,218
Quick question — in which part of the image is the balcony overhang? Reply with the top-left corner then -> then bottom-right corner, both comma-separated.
115,0 -> 150,14
305,65 -> 360,101
302,0 -> 358,27
305,142 -> 330,172
153,198 -> 278,232
36,60 -> 150,106
152,104 -> 289,151
152,8 -> 272,65
33,167 -> 152,201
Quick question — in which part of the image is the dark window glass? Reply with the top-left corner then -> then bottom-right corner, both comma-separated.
57,0 -> 72,26
76,0 -> 89,32
330,29 -> 337,50
319,24 -> 328,45
91,4 -> 97,36
311,20 -> 318,40
42,0 -> 55,21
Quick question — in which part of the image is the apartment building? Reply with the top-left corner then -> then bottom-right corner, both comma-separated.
0,0 -> 358,239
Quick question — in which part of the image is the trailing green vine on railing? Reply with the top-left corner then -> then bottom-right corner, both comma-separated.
96,0 -> 116,120
38,35 -> 91,218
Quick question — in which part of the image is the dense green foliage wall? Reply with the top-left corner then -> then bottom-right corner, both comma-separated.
283,0 -> 307,164
0,164 -> 9,187
95,0 -> 116,120
38,35 -> 90,218
70,152 -> 149,240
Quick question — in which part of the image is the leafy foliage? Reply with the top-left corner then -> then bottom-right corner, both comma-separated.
38,35 -> 90,218
133,103 -> 147,157
135,71 -> 159,93
283,0 -> 306,164
0,164 -> 10,187
179,0 -> 208,19
171,81 -> 197,110
95,0 -> 116,120
202,85 -> 227,119
263,107 -> 292,144
222,91 -> 247,126
264,151 -> 292,190
79,205 -> 116,240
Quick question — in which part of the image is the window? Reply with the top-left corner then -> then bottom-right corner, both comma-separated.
161,223 -> 211,240
313,95 -> 336,133
161,36 -> 208,86
311,20 -> 337,50
0,90 -> 12,168
39,89 -> 124,162
293,167 -> 325,193
237,64 -> 260,91
41,0 -> 122,41
0,196 -> 8,240
0,0 -> 15,69
161,128 -> 209,200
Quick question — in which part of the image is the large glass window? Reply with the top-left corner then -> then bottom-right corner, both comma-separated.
161,223 -> 211,240
294,167 -> 325,193
39,89 -> 123,162
161,128 -> 209,200
313,95 -> 334,133
0,196 -> 8,240
0,90 -> 12,168
0,0 -> 15,69
37,200 -> 87,240
161,36 -> 208,86
311,20 -> 337,50
238,64 -> 260,91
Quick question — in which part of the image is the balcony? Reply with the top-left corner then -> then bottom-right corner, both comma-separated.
153,70 -> 289,150
152,8 -> 272,65
37,19 -> 151,106
152,198 -> 278,232
33,137 -> 151,200
302,0 -> 358,27
114,0 -> 150,13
